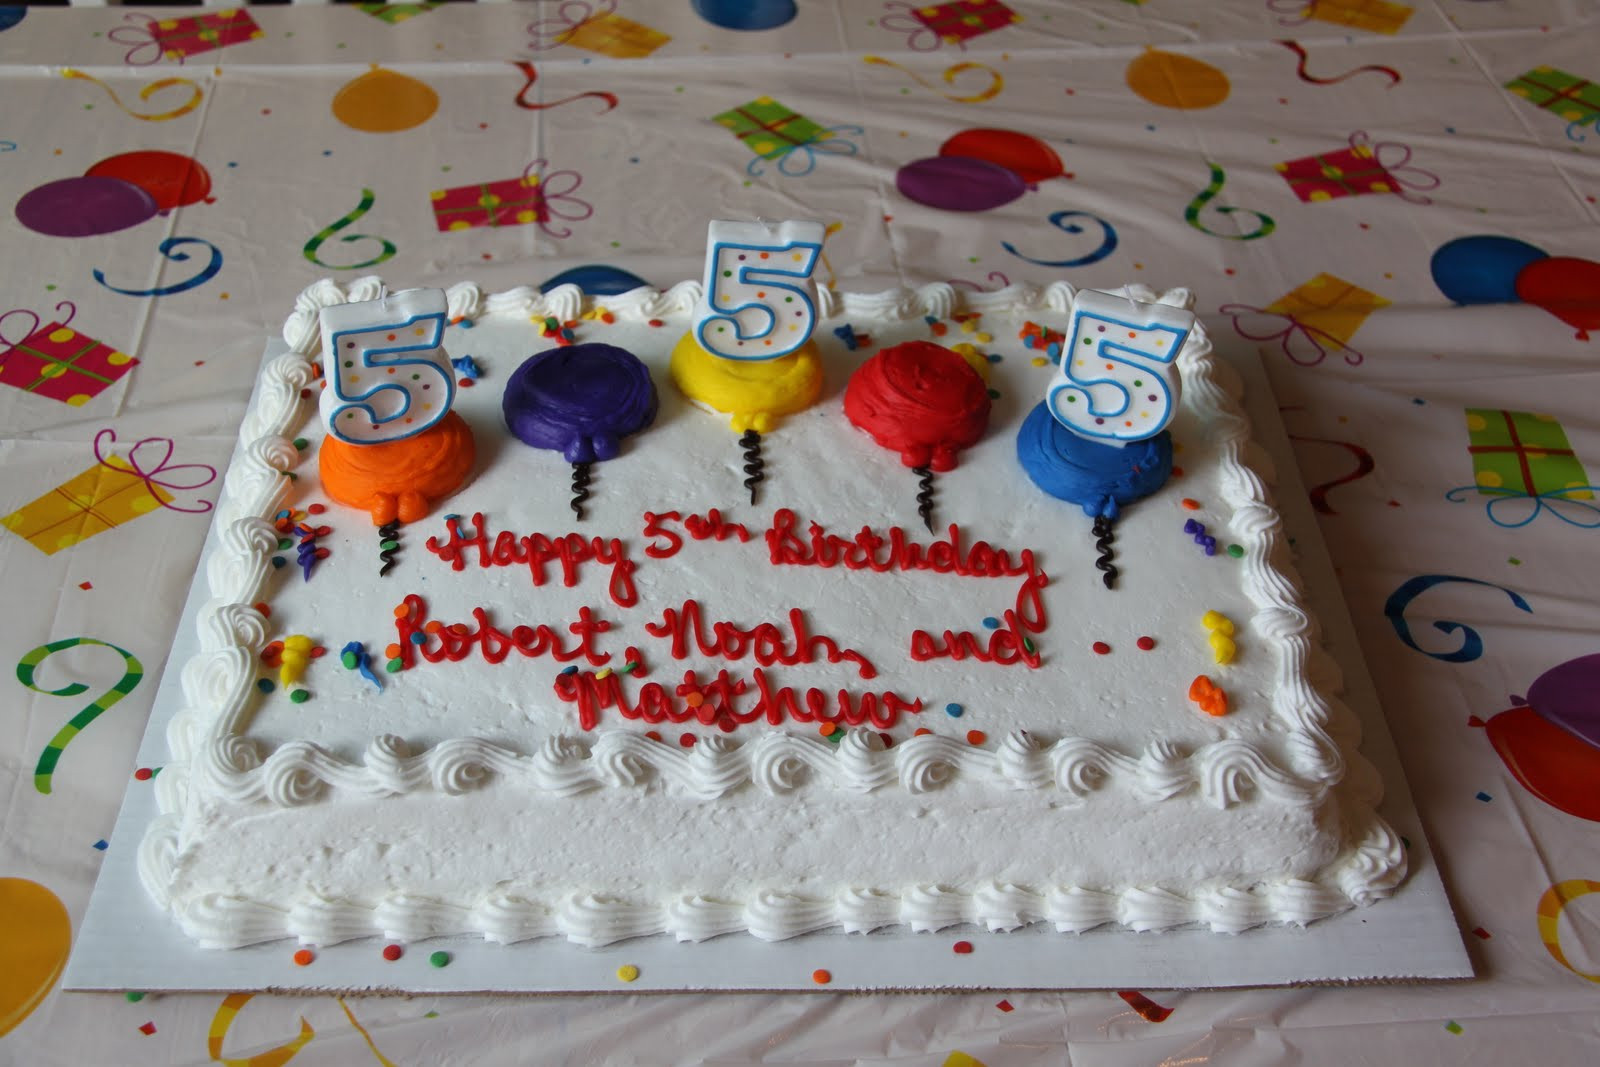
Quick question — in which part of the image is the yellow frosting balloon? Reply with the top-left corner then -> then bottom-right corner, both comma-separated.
1126,48 -> 1230,110
332,65 -> 439,133
670,333 -> 824,433
0,878 -> 72,1037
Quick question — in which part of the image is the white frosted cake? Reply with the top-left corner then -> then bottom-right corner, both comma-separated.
137,276 -> 1406,949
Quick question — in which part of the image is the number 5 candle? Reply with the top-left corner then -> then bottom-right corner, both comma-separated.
671,219 -> 828,504
315,288 -> 477,532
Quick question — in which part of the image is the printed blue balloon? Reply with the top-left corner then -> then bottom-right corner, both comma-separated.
0,7 -> 26,33
692,0 -> 797,31
896,156 -> 1026,213
1430,235 -> 1548,305
540,264 -> 653,296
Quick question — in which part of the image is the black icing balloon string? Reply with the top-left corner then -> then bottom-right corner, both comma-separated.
912,465 -> 936,533
501,342 -> 659,522
378,519 -> 401,577
739,428 -> 765,505
1091,512 -> 1118,589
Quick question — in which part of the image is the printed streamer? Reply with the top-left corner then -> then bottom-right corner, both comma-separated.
303,189 -> 397,270
861,55 -> 1005,103
16,637 -> 143,794
948,270 -> 1011,291
1287,434 -> 1376,514
94,236 -> 222,296
1383,574 -> 1532,663
208,994 -> 315,1067
1275,40 -> 1401,88
1184,162 -> 1276,240
1002,210 -> 1118,268
62,68 -> 204,121
511,60 -> 618,112
1538,880 -> 1600,983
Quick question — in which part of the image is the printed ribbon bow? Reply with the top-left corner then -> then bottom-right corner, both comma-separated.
93,428 -> 217,513
1216,302 -> 1366,368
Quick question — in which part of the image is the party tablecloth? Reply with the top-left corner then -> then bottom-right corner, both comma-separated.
3,1 -> 1598,1063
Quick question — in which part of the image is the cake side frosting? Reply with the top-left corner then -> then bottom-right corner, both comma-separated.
137,277 -> 1405,949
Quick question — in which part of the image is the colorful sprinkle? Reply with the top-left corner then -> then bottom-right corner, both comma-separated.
966,730 -> 987,746
428,950 -> 450,968
257,678 -> 274,693
913,727 -> 933,737
134,767 -> 153,781
945,703 -> 963,717
1188,675 -> 1229,716
1092,641 -> 1110,655
1201,610 -> 1234,635
138,1022 -> 156,1036
382,944 -> 403,961
982,616 -> 999,629
385,659 -> 403,673
616,964 -> 640,982
1136,636 -> 1155,651
952,940 -> 973,954
1226,543 -> 1243,558
595,667 -> 613,680
1180,498 -> 1200,510
679,733 -> 696,748
125,991 -> 145,1002
819,722 -> 837,737
292,948 -> 314,966
811,968 -> 832,985
622,661 -> 640,674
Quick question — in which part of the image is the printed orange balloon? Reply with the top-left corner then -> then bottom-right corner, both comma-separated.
939,128 -> 1064,185
85,150 -> 213,211
1126,48 -> 1230,110
332,65 -> 439,133
1515,256 -> 1600,341
0,878 -> 72,1037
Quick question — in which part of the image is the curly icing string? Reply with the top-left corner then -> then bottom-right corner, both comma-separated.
1217,302 -> 1365,367
93,428 -> 217,514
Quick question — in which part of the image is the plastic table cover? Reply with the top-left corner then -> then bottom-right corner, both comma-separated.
1,1 -> 1597,1064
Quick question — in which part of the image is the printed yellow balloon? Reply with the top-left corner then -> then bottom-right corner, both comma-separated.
1126,48 -> 1230,110
332,65 -> 439,133
0,878 -> 72,1037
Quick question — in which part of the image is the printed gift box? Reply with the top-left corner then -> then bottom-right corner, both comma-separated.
0,307 -> 136,406
1271,0 -> 1413,35
1,431 -> 216,555
111,8 -> 264,65
357,3 -> 439,25
430,174 -> 548,232
909,1 -> 1023,45
527,2 -> 670,59
1219,273 -> 1389,367
1505,67 -> 1600,127
715,97 -> 833,161
1465,410 -> 1593,501
1275,131 -> 1437,203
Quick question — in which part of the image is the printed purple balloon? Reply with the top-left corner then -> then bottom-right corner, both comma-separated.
896,156 -> 1026,213
15,176 -> 158,237
1526,652 -> 1600,750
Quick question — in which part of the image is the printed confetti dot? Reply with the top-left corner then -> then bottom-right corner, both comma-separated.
996,999 -> 1014,1012
1472,926 -> 1492,940
93,839 -> 108,851
945,703 -> 963,717
428,951 -> 450,968
616,964 -> 640,982
952,940 -> 974,954
125,991 -> 145,1002
293,949 -> 314,967
78,581 -> 92,590
382,944 -> 403,961
1092,641 -> 1110,655
1476,791 -> 1492,802
1445,1021 -> 1463,1035
811,968 -> 832,985
1136,636 -> 1155,651
138,1021 -> 156,1036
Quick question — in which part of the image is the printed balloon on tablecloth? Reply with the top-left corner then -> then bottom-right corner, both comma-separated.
1126,48 -> 1231,109
0,879 -> 71,1037
540,265 -> 652,296
1430,235 -> 1549,305
939,128 -> 1063,184
0,7 -> 26,33
1474,654 -> 1600,823
1515,256 -> 1600,341
13,175 -> 157,237
84,150 -> 212,211
896,155 -> 1025,212
693,0 -> 797,30
332,65 -> 439,133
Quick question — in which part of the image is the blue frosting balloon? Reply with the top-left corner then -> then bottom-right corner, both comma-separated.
1015,402 -> 1172,518
503,343 -> 658,464
1431,235 -> 1548,305
539,264 -> 653,297
692,0 -> 797,30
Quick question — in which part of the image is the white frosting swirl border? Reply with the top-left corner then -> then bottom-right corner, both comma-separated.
138,276 -> 1406,945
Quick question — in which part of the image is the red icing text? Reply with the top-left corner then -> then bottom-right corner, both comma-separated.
393,593 -> 611,667
555,648 -> 921,732
765,509 -> 1035,578
425,512 -> 639,607
643,599 -> 877,679
641,509 -> 751,560
910,568 -> 1050,668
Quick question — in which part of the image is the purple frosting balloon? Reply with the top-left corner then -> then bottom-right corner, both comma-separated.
1527,652 -> 1600,750
15,175 -> 158,237
503,343 -> 658,464
895,156 -> 1027,213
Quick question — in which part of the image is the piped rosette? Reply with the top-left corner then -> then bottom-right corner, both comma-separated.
501,342 -> 658,520
843,340 -> 992,532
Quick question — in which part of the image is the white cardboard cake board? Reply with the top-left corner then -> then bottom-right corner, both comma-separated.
64,340 -> 1471,994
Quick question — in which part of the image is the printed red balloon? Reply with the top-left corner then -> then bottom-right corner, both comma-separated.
939,128 -> 1064,185
85,150 -> 213,212
1482,706 -> 1600,822
1515,256 -> 1600,341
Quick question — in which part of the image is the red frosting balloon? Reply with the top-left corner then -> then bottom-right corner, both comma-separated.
844,340 -> 991,471
939,128 -> 1065,185
85,150 -> 213,212
1482,706 -> 1600,822
1515,256 -> 1600,341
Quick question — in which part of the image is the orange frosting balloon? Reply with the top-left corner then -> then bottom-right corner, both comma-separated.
319,410 -> 476,525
